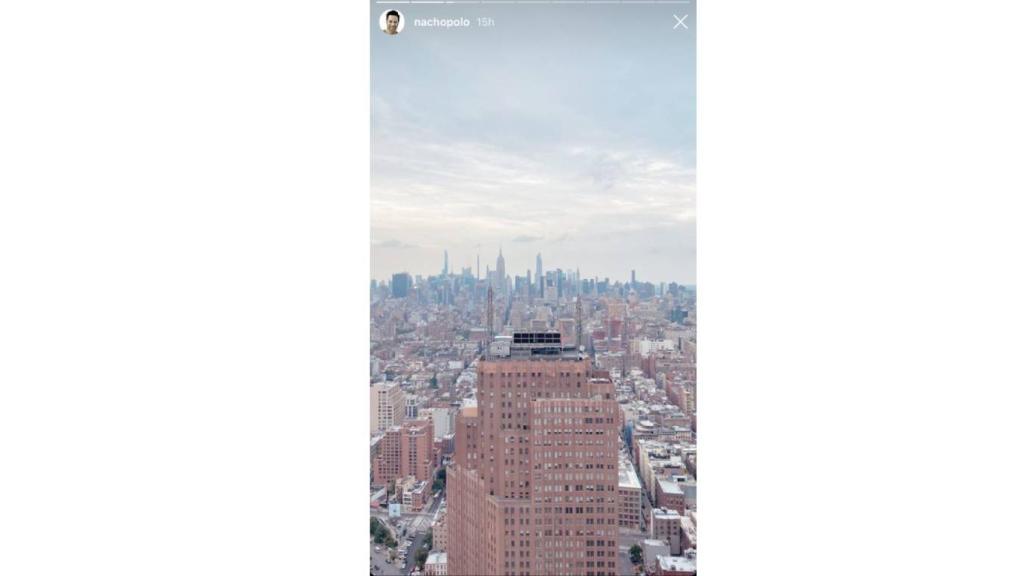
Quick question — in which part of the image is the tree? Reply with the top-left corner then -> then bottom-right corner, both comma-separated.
430,373 -> 438,388
432,467 -> 447,493
415,547 -> 429,569
629,544 -> 643,565
371,517 -> 389,544
424,529 -> 433,551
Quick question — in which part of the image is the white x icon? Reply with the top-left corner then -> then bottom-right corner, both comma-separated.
673,14 -> 689,30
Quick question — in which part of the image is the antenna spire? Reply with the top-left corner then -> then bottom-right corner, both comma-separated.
487,285 -> 494,345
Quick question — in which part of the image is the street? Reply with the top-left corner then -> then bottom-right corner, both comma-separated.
400,530 -> 427,575
400,495 -> 443,575
370,494 -> 444,576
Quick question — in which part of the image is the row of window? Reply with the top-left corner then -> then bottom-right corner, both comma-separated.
537,482 -> 613,492
534,429 -> 612,437
532,527 -> 614,537
534,404 -> 606,414
487,371 -> 585,378
534,416 -> 613,425
536,461 -> 612,471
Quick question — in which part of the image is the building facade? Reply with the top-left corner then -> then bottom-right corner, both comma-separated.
372,419 -> 434,485
649,507 -> 683,555
401,419 -> 433,482
433,508 -> 448,552
447,333 -> 621,576
371,381 -> 405,433
618,458 -> 643,530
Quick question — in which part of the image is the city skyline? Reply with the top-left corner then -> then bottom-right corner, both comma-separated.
371,247 -> 695,287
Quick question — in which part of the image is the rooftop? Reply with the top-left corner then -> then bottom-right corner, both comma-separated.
658,478 -> 685,495
425,551 -> 447,565
618,460 -> 641,490
658,554 -> 697,572
485,332 -> 584,361
651,507 -> 682,520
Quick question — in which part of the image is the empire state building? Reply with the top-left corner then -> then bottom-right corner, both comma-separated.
496,247 -> 506,296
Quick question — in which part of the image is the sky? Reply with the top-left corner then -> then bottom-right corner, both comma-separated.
370,3 -> 696,285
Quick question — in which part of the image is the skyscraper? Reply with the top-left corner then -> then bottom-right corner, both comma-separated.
535,253 -> 543,297
391,272 -> 412,298
444,250 -> 449,276
496,247 -> 506,296
447,332 -> 620,576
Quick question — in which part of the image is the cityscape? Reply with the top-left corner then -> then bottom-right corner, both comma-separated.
369,250 -> 697,576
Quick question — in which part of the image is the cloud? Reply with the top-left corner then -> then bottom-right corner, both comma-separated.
373,239 -> 418,249
590,154 -> 623,190
369,94 -> 695,282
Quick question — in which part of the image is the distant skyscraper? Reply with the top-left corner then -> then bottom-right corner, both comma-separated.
391,272 -> 412,298
496,247 -> 506,295
444,250 -> 449,276
536,253 -> 543,297
631,269 -> 636,286
447,333 -> 620,576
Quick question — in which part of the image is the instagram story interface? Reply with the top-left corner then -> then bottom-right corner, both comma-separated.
370,2 -> 695,575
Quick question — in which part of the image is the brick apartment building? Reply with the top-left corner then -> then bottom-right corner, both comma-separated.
372,419 -> 433,486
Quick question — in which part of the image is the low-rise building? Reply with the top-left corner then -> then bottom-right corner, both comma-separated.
680,515 -> 697,550
642,539 -> 670,574
656,477 -> 687,513
650,507 -> 683,555
398,477 -> 428,512
618,456 -> 643,530
424,551 -> 448,576
433,508 -> 447,552
654,551 -> 696,576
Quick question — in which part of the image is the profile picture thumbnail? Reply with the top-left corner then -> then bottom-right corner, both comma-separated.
380,10 -> 404,35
